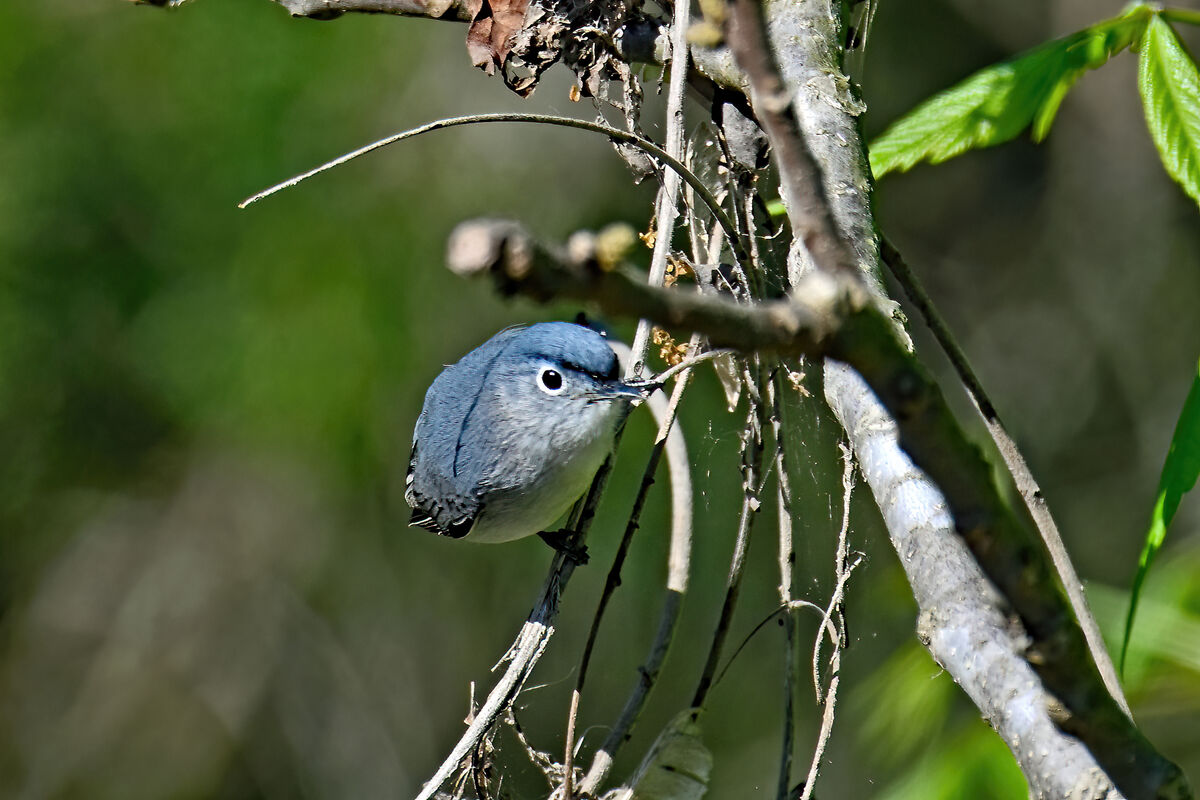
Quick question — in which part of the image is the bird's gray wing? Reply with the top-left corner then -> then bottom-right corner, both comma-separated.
406,439 -> 475,538
405,328 -> 525,538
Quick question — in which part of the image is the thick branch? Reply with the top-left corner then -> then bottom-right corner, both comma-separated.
825,364 -> 1122,799
726,0 -> 856,277
446,219 -> 863,354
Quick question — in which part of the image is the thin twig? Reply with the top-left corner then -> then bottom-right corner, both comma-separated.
692,360 -> 768,708
631,348 -> 733,389
724,0 -> 858,278
577,336 -> 699,796
879,239 -> 1132,720
561,690 -> 582,800
799,442 -> 859,800
413,441 -> 621,800
811,442 -> 853,701
239,112 -> 749,272
413,559 -> 569,800
627,0 -> 692,376
273,0 -> 474,20
563,339 -> 697,799
769,374 -> 798,800
778,502 -> 798,800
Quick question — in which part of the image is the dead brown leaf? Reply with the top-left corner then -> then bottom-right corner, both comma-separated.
465,0 -> 530,75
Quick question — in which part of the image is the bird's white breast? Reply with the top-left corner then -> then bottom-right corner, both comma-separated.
465,400 -> 624,543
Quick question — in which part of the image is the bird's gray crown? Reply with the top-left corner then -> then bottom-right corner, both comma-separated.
505,322 -> 620,381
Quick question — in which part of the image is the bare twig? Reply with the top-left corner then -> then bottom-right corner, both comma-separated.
413,551 -> 574,800
724,0 -> 857,278
627,0 -> 691,377
799,442 -> 859,800
692,361 -> 768,708
239,112 -> 749,271
880,239 -> 1132,719
631,348 -> 734,390
273,0 -> 472,20
413,429 -> 625,800
577,337 -> 698,796
810,442 -> 854,700
776,498 -> 799,800
563,338 -> 697,800
768,372 -> 798,800
561,689 -> 581,799
446,218 -> 869,355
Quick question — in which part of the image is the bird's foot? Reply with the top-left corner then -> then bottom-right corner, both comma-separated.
538,529 -> 589,565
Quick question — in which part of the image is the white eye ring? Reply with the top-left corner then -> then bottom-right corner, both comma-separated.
537,366 -> 566,395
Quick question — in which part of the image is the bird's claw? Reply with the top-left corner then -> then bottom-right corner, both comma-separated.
538,529 -> 589,565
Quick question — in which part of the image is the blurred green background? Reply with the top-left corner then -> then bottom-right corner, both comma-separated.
0,0 -> 1197,798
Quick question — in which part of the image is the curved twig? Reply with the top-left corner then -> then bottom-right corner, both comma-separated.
565,337 -> 697,799
239,112 -> 749,270
627,348 -> 734,391
799,442 -> 859,800
627,0 -> 691,377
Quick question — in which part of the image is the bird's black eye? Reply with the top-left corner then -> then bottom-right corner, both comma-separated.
537,367 -> 565,394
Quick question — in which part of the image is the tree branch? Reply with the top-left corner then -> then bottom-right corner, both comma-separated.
626,0 -> 690,376
725,0 -> 857,278
824,365 -> 1125,799
141,0 -> 1190,794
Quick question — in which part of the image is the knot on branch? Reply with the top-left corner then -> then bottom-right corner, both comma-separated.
447,219 -> 541,289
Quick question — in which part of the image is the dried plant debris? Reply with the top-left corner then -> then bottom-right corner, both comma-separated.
652,327 -> 690,368
466,0 -> 530,75
466,0 -> 651,98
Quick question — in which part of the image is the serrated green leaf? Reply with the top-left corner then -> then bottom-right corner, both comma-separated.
1138,15 -> 1200,208
869,5 -> 1154,177
1121,358 -> 1200,675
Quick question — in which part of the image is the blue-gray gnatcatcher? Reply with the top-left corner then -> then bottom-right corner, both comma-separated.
405,322 -> 643,544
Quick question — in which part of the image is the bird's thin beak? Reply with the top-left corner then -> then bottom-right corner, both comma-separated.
609,381 -> 652,403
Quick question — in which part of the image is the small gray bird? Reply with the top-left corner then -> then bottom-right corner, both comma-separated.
405,322 -> 642,544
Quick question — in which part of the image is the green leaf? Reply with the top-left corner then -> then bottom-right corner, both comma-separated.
1138,14 -> 1200,208
1121,358 -> 1200,674
869,4 -> 1155,177
629,709 -> 712,800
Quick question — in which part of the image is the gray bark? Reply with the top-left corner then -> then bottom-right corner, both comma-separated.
825,363 -> 1121,800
